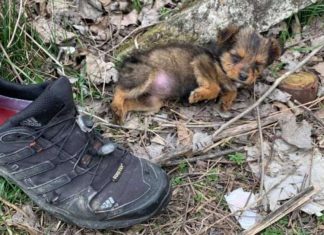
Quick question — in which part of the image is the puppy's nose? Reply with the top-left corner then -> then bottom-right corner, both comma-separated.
239,73 -> 248,81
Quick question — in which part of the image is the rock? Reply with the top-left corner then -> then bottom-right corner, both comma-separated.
117,0 -> 318,55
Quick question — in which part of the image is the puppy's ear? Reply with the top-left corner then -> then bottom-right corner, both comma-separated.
217,25 -> 240,44
267,38 -> 282,65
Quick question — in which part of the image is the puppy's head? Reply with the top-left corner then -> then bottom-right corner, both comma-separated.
217,25 -> 282,85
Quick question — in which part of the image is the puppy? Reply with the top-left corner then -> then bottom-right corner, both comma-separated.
111,25 -> 282,123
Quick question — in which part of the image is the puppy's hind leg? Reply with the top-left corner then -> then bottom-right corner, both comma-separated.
124,96 -> 164,115
111,87 -> 128,123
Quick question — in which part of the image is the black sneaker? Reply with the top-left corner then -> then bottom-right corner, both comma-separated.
0,77 -> 171,229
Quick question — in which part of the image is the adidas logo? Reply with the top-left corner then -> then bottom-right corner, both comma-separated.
100,197 -> 115,209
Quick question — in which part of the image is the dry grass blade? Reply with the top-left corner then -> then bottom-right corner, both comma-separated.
294,99 -> 324,127
6,0 -> 24,48
163,147 -> 244,166
0,196 -> 28,217
18,25 -> 64,71
0,42 -> 24,83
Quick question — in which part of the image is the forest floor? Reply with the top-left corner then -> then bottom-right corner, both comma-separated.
0,0 -> 324,234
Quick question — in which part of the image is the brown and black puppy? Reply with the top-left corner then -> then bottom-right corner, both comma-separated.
111,25 -> 282,123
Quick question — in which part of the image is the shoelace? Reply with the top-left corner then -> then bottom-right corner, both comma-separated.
25,113 -> 127,202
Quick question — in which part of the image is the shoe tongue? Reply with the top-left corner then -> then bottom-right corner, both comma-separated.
11,77 -> 76,127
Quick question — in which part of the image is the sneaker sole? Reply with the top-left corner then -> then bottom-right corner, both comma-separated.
0,166 -> 171,229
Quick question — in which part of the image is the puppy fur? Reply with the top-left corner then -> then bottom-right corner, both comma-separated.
111,25 -> 282,123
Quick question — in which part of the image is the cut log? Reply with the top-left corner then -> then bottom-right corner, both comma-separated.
279,71 -> 319,104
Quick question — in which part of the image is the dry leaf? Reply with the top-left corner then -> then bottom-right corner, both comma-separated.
314,62 -> 324,77
255,83 -> 291,102
192,131 -> 213,151
79,0 -> 103,20
73,25 -> 89,35
318,135 -> 324,149
151,135 -> 166,146
110,10 -> 139,27
225,188 -> 262,229
6,204 -> 40,235
311,35 -> 324,47
176,121 -> 193,147
315,109 -> 324,119
121,10 -> 139,26
138,0 -> 174,26
31,17 -> 75,44
89,15 -> 111,40
139,8 -> 160,27
279,116 -> 313,149
123,116 -> 142,129
46,0 -> 71,15
280,50 -> 302,70
131,143 -> 164,160
274,103 -> 312,149
267,21 -> 288,36
86,54 -> 118,85
89,24 -> 111,41
34,0 -> 48,16
99,0 -> 112,5
146,144 -> 164,159
101,0 -> 132,13
110,13 -> 123,27
246,140 -> 324,215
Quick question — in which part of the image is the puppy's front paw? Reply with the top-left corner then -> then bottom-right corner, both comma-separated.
111,103 -> 126,124
189,90 -> 203,104
221,93 -> 236,111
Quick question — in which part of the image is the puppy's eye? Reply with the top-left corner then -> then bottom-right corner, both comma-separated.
231,54 -> 242,63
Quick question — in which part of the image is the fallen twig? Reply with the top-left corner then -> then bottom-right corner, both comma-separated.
212,112 -> 287,142
106,22 -> 160,53
163,147 -> 244,166
153,147 -> 192,164
256,106 -> 266,202
294,99 -> 324,127
242,185 -> 318,235
154,112 -> 287,164
283,34 -> 324,50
